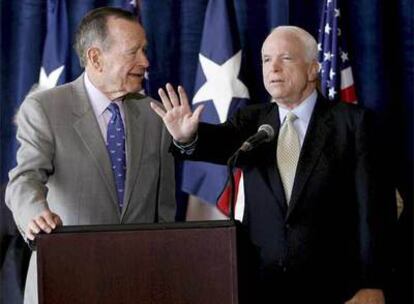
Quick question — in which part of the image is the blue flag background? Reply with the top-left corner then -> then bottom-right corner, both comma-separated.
1,1 -> 412,303
40,0 -> 69,87
181,0 -> 249,205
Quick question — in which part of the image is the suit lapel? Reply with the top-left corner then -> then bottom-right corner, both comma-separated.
121,94 -> 146,217
264,166 -> 288,215
254,105 -> 288,215
286,97 -> 331,218
71,75 -> 119,210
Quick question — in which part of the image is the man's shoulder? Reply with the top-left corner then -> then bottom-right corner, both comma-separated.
124,93 -> 157,112
235,102 -> 275,115
124,92 -> 156,104
328,101 -> 370,119
25,77 -> 81,106
18,77 -> 85,120
243,102 -> 275,111
316,93 -> 369,117
123,93 -> 164,125
235,102 -> 276,120
316,97 -> 373,130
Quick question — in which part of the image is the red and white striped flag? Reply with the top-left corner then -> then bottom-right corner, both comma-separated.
318,0 -> 357,103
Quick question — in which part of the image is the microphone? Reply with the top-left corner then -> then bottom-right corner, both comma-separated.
239,124 -> 275,152
226,124 -> 274,218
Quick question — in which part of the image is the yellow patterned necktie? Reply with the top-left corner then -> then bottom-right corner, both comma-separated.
277,112 -> 300,204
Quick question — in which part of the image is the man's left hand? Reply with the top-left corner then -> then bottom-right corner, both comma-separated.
345,289 -> 385,304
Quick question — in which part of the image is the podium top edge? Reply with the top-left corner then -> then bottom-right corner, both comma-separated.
36,219 -> 238,237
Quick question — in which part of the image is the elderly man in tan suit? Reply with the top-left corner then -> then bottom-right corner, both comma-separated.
5,7 -> 176,304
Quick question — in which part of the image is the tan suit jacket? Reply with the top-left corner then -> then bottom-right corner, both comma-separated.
5,75 -> 176,303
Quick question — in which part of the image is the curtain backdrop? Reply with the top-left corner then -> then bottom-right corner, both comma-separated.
1,0 -> 412,303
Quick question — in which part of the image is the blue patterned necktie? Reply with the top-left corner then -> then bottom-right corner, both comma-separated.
106,103 -> 126,209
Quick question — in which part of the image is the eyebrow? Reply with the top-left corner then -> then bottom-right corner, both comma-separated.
262,52 -> 295,57
125,42 -> 147,53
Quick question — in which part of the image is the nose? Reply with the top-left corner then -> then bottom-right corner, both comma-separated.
137,50 -> 149,68
271,58 -> 281,72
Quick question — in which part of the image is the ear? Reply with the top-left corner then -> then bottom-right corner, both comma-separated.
307,60 -> 320,82
86,47 -> 103,72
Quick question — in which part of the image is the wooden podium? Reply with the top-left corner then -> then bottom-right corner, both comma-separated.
36,220 -> 243,304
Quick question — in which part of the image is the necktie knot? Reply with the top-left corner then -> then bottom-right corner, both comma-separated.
107,103 -> 121,116
285,111 -> 298,123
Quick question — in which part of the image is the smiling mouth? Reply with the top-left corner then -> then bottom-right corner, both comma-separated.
270,79 -> 284,84
129,72 -> 144,78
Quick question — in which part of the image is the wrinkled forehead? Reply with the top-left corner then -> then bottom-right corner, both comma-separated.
261,30 -> 305,55
106,16 -> 146,40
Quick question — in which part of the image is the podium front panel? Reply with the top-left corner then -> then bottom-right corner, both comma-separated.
36,221 -> 238,304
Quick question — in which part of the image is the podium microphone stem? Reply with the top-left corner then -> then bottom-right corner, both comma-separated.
226,150 -> 240,221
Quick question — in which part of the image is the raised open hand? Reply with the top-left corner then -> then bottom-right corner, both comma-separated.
150,83 -> 204,143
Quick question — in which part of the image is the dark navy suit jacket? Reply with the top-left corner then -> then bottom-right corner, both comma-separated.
172,94 -> 395,303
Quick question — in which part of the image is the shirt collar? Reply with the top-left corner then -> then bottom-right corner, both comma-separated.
84,72 -> 112,117
277,90 -> 317,125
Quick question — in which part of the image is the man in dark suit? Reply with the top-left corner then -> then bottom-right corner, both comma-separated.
151,26 -> 395,303
6,7 -> 176,304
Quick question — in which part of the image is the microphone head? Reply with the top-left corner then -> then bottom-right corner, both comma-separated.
258,124 -> 275,142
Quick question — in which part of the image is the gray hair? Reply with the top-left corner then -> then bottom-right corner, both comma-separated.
270,26 -> 318,62
74,7 -> 137,67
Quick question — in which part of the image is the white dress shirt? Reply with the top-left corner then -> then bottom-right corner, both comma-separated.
276,90 -> 317,147
84,72 -> 127,145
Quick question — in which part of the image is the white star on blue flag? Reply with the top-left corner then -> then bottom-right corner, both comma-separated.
181,0 -> 249,205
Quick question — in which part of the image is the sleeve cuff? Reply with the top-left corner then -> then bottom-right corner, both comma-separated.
172,135 -> 198,155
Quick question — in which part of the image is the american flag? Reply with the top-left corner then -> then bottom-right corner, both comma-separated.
318,0 -> 357,103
